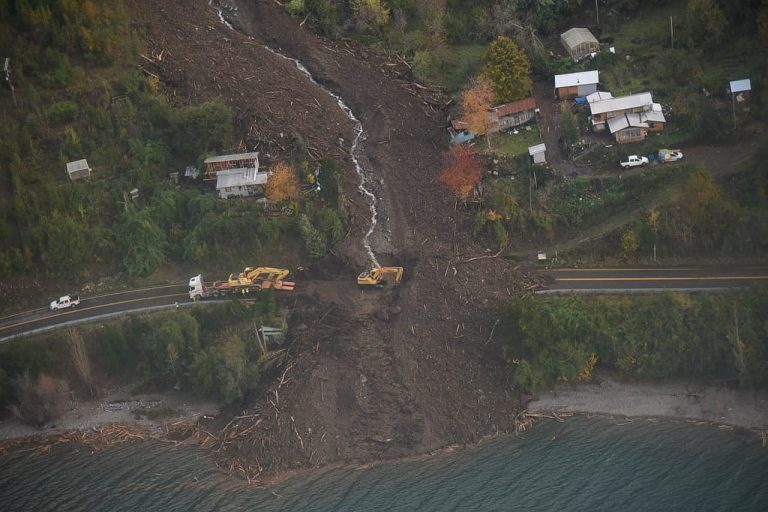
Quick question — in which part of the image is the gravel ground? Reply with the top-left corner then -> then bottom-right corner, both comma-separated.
528,372 -> 768,430
0,389 -> 219,442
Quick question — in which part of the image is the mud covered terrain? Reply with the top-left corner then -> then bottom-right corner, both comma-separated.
128,0 -> 536,480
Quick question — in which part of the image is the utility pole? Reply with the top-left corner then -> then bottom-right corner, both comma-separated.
3,58 -> 17,106
670,16 -> 674,49
595,0 -> 599,25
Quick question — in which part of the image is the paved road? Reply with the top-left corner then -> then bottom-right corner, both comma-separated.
0,283 -> 191,343
537,266 -> 768,293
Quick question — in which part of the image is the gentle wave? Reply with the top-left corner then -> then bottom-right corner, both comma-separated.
2,417 -> 766,511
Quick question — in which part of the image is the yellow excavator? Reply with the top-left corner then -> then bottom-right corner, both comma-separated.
229,267 -> 291,287
357,267 -> 404,287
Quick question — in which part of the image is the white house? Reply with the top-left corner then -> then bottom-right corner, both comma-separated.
216,167 -> 269,199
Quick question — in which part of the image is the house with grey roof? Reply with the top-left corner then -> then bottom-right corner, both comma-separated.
203,151 -> 269,198
215,167 -> 269,199
590,92 -> 665,143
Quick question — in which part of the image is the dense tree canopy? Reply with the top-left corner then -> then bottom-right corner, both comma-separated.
483,36 -> 532,103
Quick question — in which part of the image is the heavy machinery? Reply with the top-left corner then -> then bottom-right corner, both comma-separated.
357,267 -> 404,287
228,267 -> 291,287
190,269 -> 294,301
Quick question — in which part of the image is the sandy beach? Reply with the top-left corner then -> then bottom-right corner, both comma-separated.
527,372 -> 768,430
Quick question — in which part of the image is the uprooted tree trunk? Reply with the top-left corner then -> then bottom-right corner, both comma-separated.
11,373 -> 71,427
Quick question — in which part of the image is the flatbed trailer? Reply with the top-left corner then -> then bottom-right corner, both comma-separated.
189,274 -> 295,300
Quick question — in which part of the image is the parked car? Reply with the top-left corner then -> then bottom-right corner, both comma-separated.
619,155 -> 649,169
49,295 -> 80,311
657,149 -> 684,162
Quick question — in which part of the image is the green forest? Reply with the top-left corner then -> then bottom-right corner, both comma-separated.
0,297 -> 283,423
500,288 -> 768,393
0,1 -> 348,283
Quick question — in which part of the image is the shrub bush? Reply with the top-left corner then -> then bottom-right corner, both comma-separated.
47,101 -> 78,124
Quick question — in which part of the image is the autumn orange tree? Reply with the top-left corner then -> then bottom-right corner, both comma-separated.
462,77 -> 495,150
439,145 -> 483,202
266,161 -> 300,202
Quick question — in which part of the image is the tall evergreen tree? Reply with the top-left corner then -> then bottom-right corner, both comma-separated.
484,36 -> 533,104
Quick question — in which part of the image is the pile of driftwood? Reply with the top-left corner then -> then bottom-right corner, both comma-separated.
0,424 -> 159,456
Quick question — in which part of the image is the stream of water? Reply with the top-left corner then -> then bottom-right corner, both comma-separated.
210,0 -> 381,267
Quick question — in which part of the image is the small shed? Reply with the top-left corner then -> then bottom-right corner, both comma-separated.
528,143 -> 547,164
729,79 -> 751,94
561,28 -> 599,61
729,78 -> 752,103
447,119 -> 476,144
65,159 -> 91,181
554,71 -> 599,99
184,166 -> 200,180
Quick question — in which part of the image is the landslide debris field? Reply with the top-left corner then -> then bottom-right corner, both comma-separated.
128,0 -> 539,479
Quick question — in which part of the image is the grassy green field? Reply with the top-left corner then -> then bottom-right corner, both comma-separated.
490,125 -> 542,157
415,44 -> 488,94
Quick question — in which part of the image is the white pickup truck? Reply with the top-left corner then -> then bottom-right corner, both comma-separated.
619,155 -> 649,169
49,295 -> 80,311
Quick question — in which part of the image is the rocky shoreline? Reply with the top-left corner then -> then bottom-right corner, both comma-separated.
527,372 -> 768,432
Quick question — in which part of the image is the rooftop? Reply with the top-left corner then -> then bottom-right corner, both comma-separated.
554,71 -> 600,89
586,91 -> 613,103
491,97 -> 537,117
560,27 -> 599,48
204,152 -> 259,164
215,168 -> 268,189
590,92 -> 653,116
66,159 -> 90,173
528,143 -> 546,155
729,79 -> 751,93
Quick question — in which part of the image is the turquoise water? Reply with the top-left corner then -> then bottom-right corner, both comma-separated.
1,417 -> 766,511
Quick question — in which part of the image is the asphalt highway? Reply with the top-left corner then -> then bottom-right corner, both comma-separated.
2,267 -> 767,341
538,266 -> 768,293
0,283 -> 191,343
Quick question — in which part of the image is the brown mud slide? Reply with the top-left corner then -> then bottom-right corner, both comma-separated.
128,0 -> 539,481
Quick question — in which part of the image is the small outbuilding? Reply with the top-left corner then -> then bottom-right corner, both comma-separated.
729,78 -> 752,95
560,28 -> 599,61
528,143 -> 547,164
729,78 -> 752,104
554,71 -> 600,99
65,159 -> 91,181
447,119 -> 476,145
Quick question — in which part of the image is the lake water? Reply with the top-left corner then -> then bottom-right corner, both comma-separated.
1,416 -> 766,511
